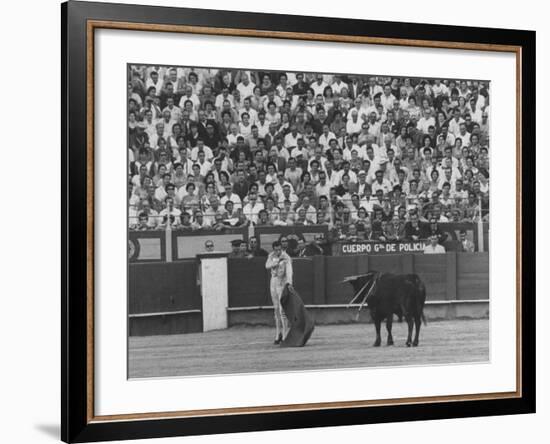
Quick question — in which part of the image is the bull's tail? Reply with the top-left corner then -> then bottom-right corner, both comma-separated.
411,274 -> 428,326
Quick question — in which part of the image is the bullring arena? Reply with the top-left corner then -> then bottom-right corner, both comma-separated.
127,70 -> 491,378
128,231 -> 489,378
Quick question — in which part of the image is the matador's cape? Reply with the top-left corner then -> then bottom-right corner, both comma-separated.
280,284 -> 315,347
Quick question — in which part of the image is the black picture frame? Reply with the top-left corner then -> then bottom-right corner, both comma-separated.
62,1 -> 536,442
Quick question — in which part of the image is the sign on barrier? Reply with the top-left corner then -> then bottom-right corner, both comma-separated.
336,240 -> 429,256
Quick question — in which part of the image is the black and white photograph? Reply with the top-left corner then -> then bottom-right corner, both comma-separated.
127,65 -> 490,378
0,0 -> 542,441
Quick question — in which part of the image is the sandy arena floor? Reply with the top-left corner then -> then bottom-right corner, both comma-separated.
128,319 -> 489,378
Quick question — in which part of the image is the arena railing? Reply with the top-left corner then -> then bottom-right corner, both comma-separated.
128,195 -> 488,225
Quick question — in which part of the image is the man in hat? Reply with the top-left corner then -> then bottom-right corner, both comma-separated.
265,240 -> 293,344
299,234 -> 326,257
228,239 -> 245,258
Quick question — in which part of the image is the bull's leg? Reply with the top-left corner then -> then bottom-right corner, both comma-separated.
395,308 -> 403,323
406,315 -> 414,347
373,318 -> 382,347
413,316 -> 421,346
386,316 -> 394,346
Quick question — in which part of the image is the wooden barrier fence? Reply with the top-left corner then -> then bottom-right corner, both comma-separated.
129,252 -> 489,336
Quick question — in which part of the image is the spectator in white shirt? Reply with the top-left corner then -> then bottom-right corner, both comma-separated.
203,196 -> 224,226
318,125 -> 337,152
310,74 -> 329,97
275,73 -> 290,98
226,124 -> 243,147
457,122 -> 471,147
380,84 -> 397,110
432,79 -> 449,97
448,108 -> 465,137
277,183 -> 298,207
158,196 -> 181,227
273,170 -> 294,195
336,162 -> 357,185
195,150 -> 212,176
468,98 -> 483,124
145,70 -> 163,94
423,235 -> 446,254
242,192 -> 264,224
215,87 -> 235,109
365,77 -> 383,99
291,138 -> 309,160
239,113 -> 253,139
163,96 -> 182,121
190,140 -> 214,161
154,174 -> 172,202
236,73 -> 256,100
239,97 -> 258,125
256,113 -> 270,138
371,168 -> 393,196
178,85 -> 200,110
346,109 -> 363,136
220,183 -> 242,210
283,157 -> 303,191
417,108 -> 436,134
315,171 -> 332,198
343,137 -> 364,160
295,196 -> 317,223
284,125 -> 301,150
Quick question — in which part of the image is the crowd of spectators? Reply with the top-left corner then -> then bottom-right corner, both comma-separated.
128,65 -> 490,243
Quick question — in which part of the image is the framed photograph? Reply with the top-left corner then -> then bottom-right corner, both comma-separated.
62,0 -> 535,442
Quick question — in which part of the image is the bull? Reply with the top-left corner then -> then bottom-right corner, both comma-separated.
343,271 -> 427,347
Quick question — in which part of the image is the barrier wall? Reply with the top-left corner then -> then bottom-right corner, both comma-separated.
227,258 -> 315,307
128,231 -> 165,262
172,227 -> 247,259
129,227 -> 247,263
129,252 -> 489,336
456,253 -> 490,300
227,252 -> 488,308
129,222 -> 489,263
129,261 -> 202,335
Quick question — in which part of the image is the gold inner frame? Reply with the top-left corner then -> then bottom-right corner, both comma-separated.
85,19 -> 523,423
